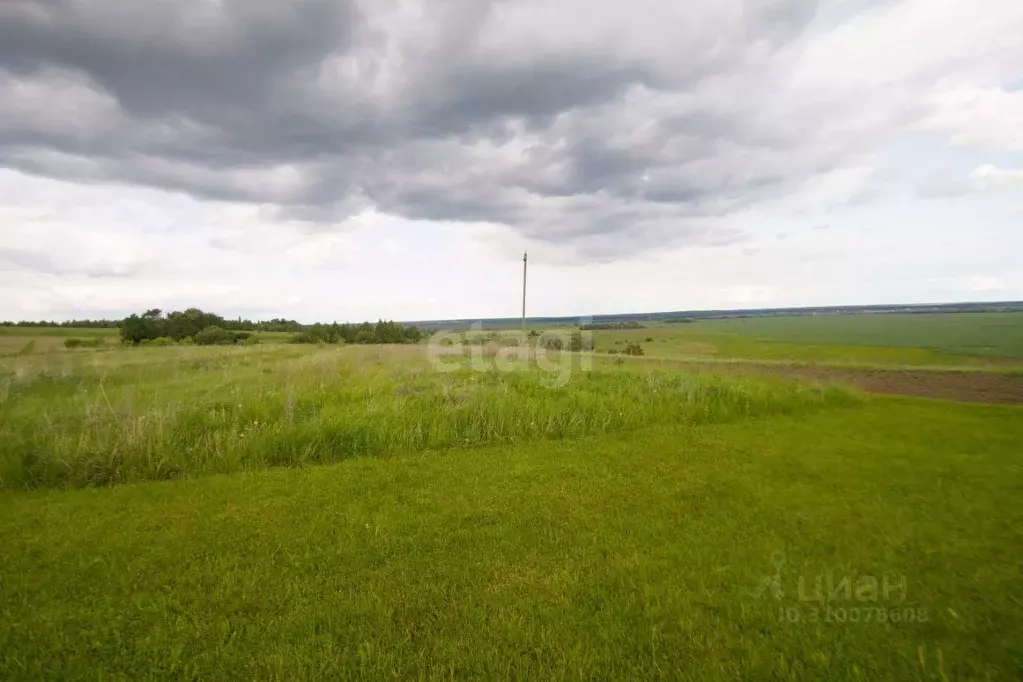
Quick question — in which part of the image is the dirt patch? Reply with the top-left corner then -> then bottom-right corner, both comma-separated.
730,364 -> 1023,404
636,358 -> 1023,405
787,367 -> 1023,405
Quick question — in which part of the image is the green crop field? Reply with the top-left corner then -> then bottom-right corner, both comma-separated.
677,313 -> 1023,357
584,313 -> 1023,369
2,316 -> 1022,679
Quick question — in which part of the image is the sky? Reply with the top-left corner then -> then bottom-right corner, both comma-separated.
1,0 -> 1021,323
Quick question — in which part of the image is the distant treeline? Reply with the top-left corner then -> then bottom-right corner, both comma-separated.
412,301 -> 1023,330
579,321 -> 645,331
291,321 -> 423,345
1,316 -> 308,333
119,308 -> 424,346
0,319 -> 121,329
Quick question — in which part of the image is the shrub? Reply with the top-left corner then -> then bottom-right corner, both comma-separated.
540,335 -> 564,351
290,331 -> 321,344
148,337 -> 176,347
622,343 -> 645,356
194,326 -> 233,346
645,337 -> 654,342
242,335 -> 261,345
179,337 -> 195,346
354,330 -> 378,344
569,331 -> 595,352
64,338 -> 102,349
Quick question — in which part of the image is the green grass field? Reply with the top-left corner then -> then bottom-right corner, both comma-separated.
0,326 -> 118,338
0,345 -> 857,490
688,313 -> 1023,356
2,315 -> 1022,679
585,313 -> 1023,369
3,397 -> 1021,679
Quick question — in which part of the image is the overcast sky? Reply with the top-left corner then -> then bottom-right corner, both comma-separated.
1,0 -> 1021,322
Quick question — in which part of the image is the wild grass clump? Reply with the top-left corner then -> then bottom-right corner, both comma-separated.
64,338 -> 104,349
0,345 -> 862,489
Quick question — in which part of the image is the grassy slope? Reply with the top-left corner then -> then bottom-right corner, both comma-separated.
2,398 -> 1021,680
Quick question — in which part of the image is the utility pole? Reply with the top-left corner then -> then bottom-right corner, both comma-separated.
521,251 -> 528,332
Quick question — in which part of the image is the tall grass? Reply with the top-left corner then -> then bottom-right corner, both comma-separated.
0,345 -> 862,489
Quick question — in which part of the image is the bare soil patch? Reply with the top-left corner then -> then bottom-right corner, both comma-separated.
789,367 -> 1023,405
711,363 -> 1023,404
634,356 -> 1023,404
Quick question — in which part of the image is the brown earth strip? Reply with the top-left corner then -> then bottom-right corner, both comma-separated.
646,359 -> 1023,405
786,367 -> 1023,405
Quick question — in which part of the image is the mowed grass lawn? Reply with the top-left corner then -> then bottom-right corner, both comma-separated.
2,398 -> 1021,679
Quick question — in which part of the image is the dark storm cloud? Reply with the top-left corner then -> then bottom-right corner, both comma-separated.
0,0 -> 882,257
0,0 -> 359,119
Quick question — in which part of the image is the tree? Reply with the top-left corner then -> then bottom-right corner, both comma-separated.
165,308 -> 224,340
354,330 -> 378,344
120,312 -> 164,345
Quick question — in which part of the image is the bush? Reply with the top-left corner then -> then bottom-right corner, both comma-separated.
645,337 -> 654,342
242,335 -> 261,345
540,335 -> 564,351
569,331 -> 595,352
622,343 -> 645,356
194,326 -> 234,346
354,330 -> 378,344
64,338 -> 103,349
290,331 -> 321,344
179,337 -> 195,346
148,337 -> 176,347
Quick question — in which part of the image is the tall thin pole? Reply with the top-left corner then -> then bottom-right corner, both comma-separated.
521,251 -> 528,332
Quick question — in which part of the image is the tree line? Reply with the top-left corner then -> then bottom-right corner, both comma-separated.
0,319 -> 121,329
2,315 -> 308,333
118,308 -> 424,346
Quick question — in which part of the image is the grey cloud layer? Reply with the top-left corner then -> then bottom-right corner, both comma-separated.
1,0 -> 903,256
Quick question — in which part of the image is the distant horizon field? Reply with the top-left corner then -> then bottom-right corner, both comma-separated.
4,311 -> 1023,368
681,312 -> 1023,357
